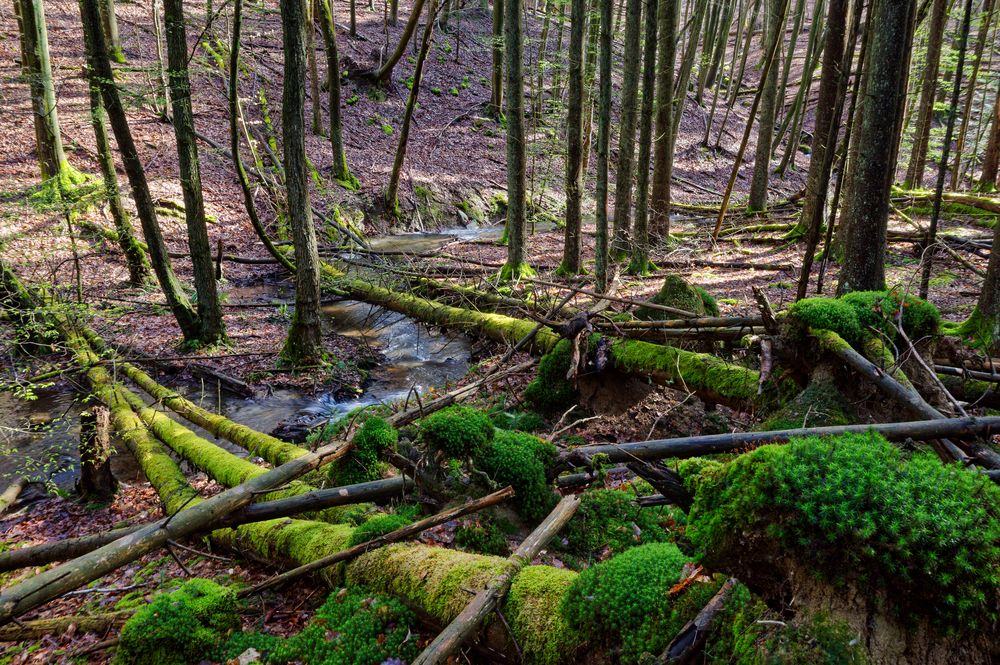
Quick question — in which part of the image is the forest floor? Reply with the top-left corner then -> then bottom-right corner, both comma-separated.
0,0 -> 994,662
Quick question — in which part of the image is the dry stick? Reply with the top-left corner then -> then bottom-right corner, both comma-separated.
411,494 -> 581,665
711,0 -> 791,241
659,578 -> 739,664
239,486 -> 516,598
0,477 -> 27,517
0,477 -> 412,574
935,365 -> 1000,383
0,436 -> 355,626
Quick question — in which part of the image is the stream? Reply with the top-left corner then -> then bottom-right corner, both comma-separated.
0,225 -> 505,490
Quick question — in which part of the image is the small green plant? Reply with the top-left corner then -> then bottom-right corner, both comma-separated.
346,94 -> 360,105
523,339 -> 581,413
450,87 -> 459,96
367,88 -> 386,102
461,75 -> 470,89
328,417 -> 397,486
431,86 -> 442,95
454,517 -> 510,556
489,409 -> 546,432
419,405 -> 494,457
381,122 -> 394,136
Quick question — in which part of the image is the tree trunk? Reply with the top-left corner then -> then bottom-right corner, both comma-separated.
649,0 -> 676,237
950,0 -> 995,190
364,0 -> 429,83
963,187 -> 1000,352
500,0 -> 533,281
19,0 -> 68,182
387,0 -> 439,214
98,0 -> 124,62
594,0 -> 612,291
307,0 -> 322,135
559,0 -> 586,275
628,0 -> 659,275
318,0 -> 358,187
77,407 -> 117,502
836,0 -> 915,294
902,0 -> 947,189
164,0 -> 225,344
79,0 -> 201,341
980,77 -> 1000,191
611,0 -> 643,253
748,0 -> 782,211
280,0 -> 325,364
795,0 -> 848,300
489,0 -> 504,115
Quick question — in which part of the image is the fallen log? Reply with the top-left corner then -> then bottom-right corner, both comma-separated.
659,578 -> 739,664
558,416 -> 1000,466
0,611 -> 130,641
241,486 -> 515,597
0,477 -> 27,517
411,494 -> 581,665
0,477 -> 412,574
935,364 -> 1000,383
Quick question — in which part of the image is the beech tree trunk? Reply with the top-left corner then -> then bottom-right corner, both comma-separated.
980,77 -> 1000,191
164,0 -> 225,344
280,0 -> 325,364
18,0 -> 68,182
98,0 -> 124,62
318,0 -> 356,187
837,0 -> 915,294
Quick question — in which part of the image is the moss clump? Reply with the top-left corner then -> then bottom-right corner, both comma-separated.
506,566 -> 585,665
328,416 -> 397,486
840,289 -> 941,341
635,274 -> 720,320
116,579 -> 239,665
216,587 -> 419,665
347,513 -> 412,546
523,339 -> 579,413
475,430 -> 559,520
419,405 -> 494,457
490,409 -> 546,432
759,374 -> 853,431
786,297 -> 863,347
758,613 -> 868,665
561,489 -> 671,558
561,543 -> 695,662
687,432 -> 1000,631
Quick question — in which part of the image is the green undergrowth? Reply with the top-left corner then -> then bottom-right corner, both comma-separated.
635,274 -> 720,320
419,404 -> 494,457
686,432 -> 1000,632
474,430 -> 559,520
454,513 -> 515,556
216,587 -> 419,665
561,489 -> 673,559
116,578 -> 240,665
327,416 -> 397,487
346,513 -> 412,546
489,408 -> 546,432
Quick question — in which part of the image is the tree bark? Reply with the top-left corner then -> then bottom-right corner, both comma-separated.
903,0 -> 948,189
628,0 -> 659,275
594,0 -> 612,291
489,0 -> 505,115
559,0 -> 586,275
364,0 -> 430,84
318,0 -> 358,187
19,0 -> 68,182
980,77 -> 1000,191
611,0 -> 643,252
649,0 -> 676,237
748,0 -> 782,211
164,0 -> 224,344
280,0 -> 325,365
98,0 -> 124,62
77,406 -> 117,502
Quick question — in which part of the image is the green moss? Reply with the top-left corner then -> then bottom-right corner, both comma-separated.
498,262 -> 538,282
560,543 -> 694,662
524,339 -> 579,413
347,513 -> 412,546
758,613 -> 868,665
561,489 -> 671,558
475,430 -> 559,520
635,275 -> 718,320
839,289 -> 940,341
760,374 -> 853,431
328,416 -> 397,486
506,566 -> 585,665
454,517 -> 510,556
216,587 -> 419,665
786,298 -> 863,347
687,432 -> 1000,631
490,409 -> 546,432
116,579 -> 239,665
419,405 -> 494,457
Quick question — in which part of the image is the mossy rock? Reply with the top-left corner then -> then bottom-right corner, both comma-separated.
839,289 -> 941,342
635,274 -> 720,321
686,432 -> 1000,631
116,578 -> 240,665
561,489 -> 672,558
419,405 -> 494,457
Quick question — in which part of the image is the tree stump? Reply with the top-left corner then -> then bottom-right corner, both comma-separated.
77,406 -> 117,501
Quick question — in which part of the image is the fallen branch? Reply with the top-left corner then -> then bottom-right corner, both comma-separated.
0,477 -> 27,517
659,578 -> 738,663
0,611 -> 129,641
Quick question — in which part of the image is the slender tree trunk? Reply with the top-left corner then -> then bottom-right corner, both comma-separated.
550,1 -> 567,101
350,0 -> 357,35
628,0 -> 659,274
594,0 -> 612,291
500,0 -> 533,280
649,0 -> 676,237
164,0 -> 224,345
80,26 -> 149,286
318,0 -> 358,187
80,0 -> 201,340
966,188 -> 1000,352
366,0 -> 429,83
611,0 -> 643,253
99,0 -> 124,63
391,0 -> 399,25
386,0 -> 438,213
795,0 -> 848,300
19,0 -> 68,182
670,0 -> 707,155
559,0 -> 586,275
280,0 -> 325,364
837,0 -> 916,294
903,0 -> 948,188
489,0 -> 504,115
307,0 -> 322,135
950,0 -> 995,190
980,77 -> 1000,191
580,4 -> 600,177
748,0 -> 782,211
152,0 -> 170,114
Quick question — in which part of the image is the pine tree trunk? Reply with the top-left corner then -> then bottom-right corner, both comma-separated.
318,0 -> 357,187
489,0 -> 505,115
500,0 -> 533,280
560,0 -> 586,274
903,0 -> 948,189
837,0 -> 916,294
748,0 -> 783,211
627,0 -> 659,274
19,0 -> 67,182
164,0 -> 224,344
79,0 -> 201,340
594,0 -> 612,291
611,0 -> 643,252
795,0 -> 848,300
280,0 -> 325,364
649,0 -> 676,237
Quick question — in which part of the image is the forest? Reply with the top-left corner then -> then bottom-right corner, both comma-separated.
0,0 -> 998,661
